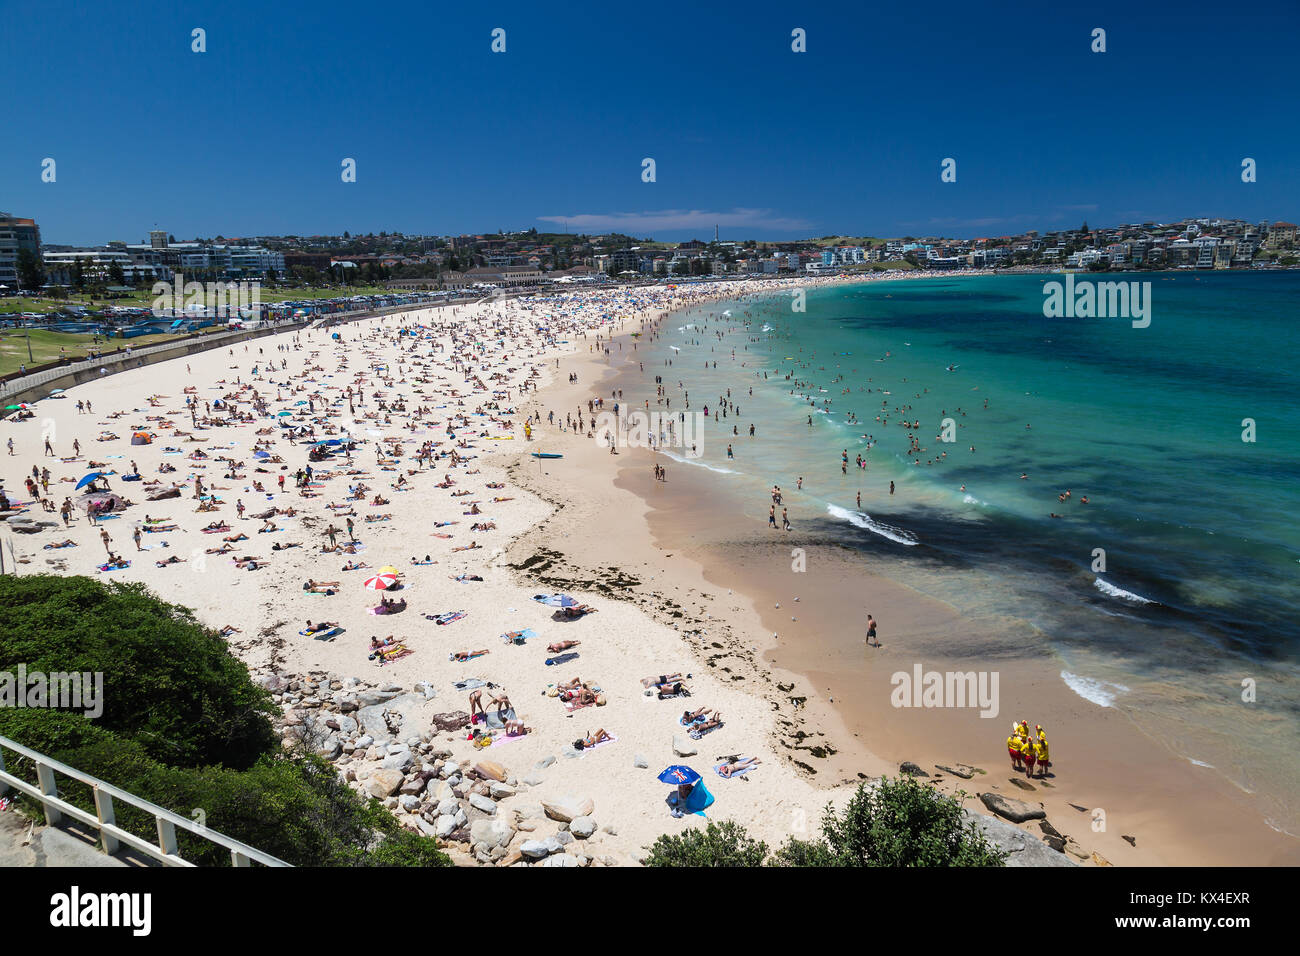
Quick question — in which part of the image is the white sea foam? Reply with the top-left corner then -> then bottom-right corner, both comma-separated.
1094,576 -> 1156,605
826,504 -> 919,546
1187,758 -> 1215,769
660,450 -> 737,475
1060,671 -> 1130,707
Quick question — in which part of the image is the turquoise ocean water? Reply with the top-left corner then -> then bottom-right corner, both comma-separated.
639,271 -> 1300,834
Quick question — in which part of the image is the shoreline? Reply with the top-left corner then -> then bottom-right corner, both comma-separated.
532,280 -> 1300,866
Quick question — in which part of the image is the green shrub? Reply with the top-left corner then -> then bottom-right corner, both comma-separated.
0,575 -> 450,867
772,776 -> 1007,867
0,575 -> 276,768
645,777 -> 1008,868
644,819 -> 769,867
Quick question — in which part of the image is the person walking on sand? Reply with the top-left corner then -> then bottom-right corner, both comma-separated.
865,613 -> 878,646
781,507 -> 790,531
768,505 -> 777,529
133,526 -> 143,551
44,436 -> 53,456
100,527 -> 112,554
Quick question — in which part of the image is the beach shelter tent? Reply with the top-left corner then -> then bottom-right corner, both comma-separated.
131,431 -> 153,445
75,472 -> 105,490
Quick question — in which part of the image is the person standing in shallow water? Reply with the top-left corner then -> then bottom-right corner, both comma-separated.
865,613 -> 878,646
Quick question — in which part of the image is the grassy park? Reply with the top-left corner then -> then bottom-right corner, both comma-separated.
0,327 -> 230,378
0,284 -> 393,316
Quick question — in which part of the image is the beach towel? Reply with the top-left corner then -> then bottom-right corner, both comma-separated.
545,652 -> 579,666
579,733 -> 617,752
300,626 -> 340,639
428,610 -> 467,625
452,678 -> 490,691
690,722 -> 722,740
563,699 -> 593,713
97,561 -> 130,572
500,627 -> 537,645
482,707 -> 517,730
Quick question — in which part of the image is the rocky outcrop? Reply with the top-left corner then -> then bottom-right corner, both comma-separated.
257,665 -> 610,867
979,792 -> 1046,823
962,811 -> 1076,867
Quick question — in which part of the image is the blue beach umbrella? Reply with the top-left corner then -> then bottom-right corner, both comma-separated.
75,472 -> 104,490
277,410 -> 292,417
658,765 -> 701,786
253,450 -> 270,459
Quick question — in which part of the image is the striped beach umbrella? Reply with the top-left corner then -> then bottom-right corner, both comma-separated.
363,573 -> 399,591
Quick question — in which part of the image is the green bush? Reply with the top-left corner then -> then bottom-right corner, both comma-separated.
772,776 -> 1007,867
0,575 -> 450,867
644,819 -> 769,867
0,575 -> 276,768
646,777 -> 1007,868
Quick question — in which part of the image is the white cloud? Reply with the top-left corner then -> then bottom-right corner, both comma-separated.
537,208 -> 813,233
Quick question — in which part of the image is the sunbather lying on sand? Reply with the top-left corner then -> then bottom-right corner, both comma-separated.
681,707 -> 712,724
547,640 -> 580,653
642,673 -> 687,688
689,713 -> 722,737
573,729 -> 611,751
450,648 -> 488,662
717,756 -> 760,777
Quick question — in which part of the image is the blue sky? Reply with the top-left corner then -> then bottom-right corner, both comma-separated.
5,1 -> 1299,244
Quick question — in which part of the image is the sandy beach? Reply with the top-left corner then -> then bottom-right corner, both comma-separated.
0,281 -> 882,865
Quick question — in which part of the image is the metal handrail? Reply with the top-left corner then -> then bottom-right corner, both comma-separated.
0,733 -> 291,867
